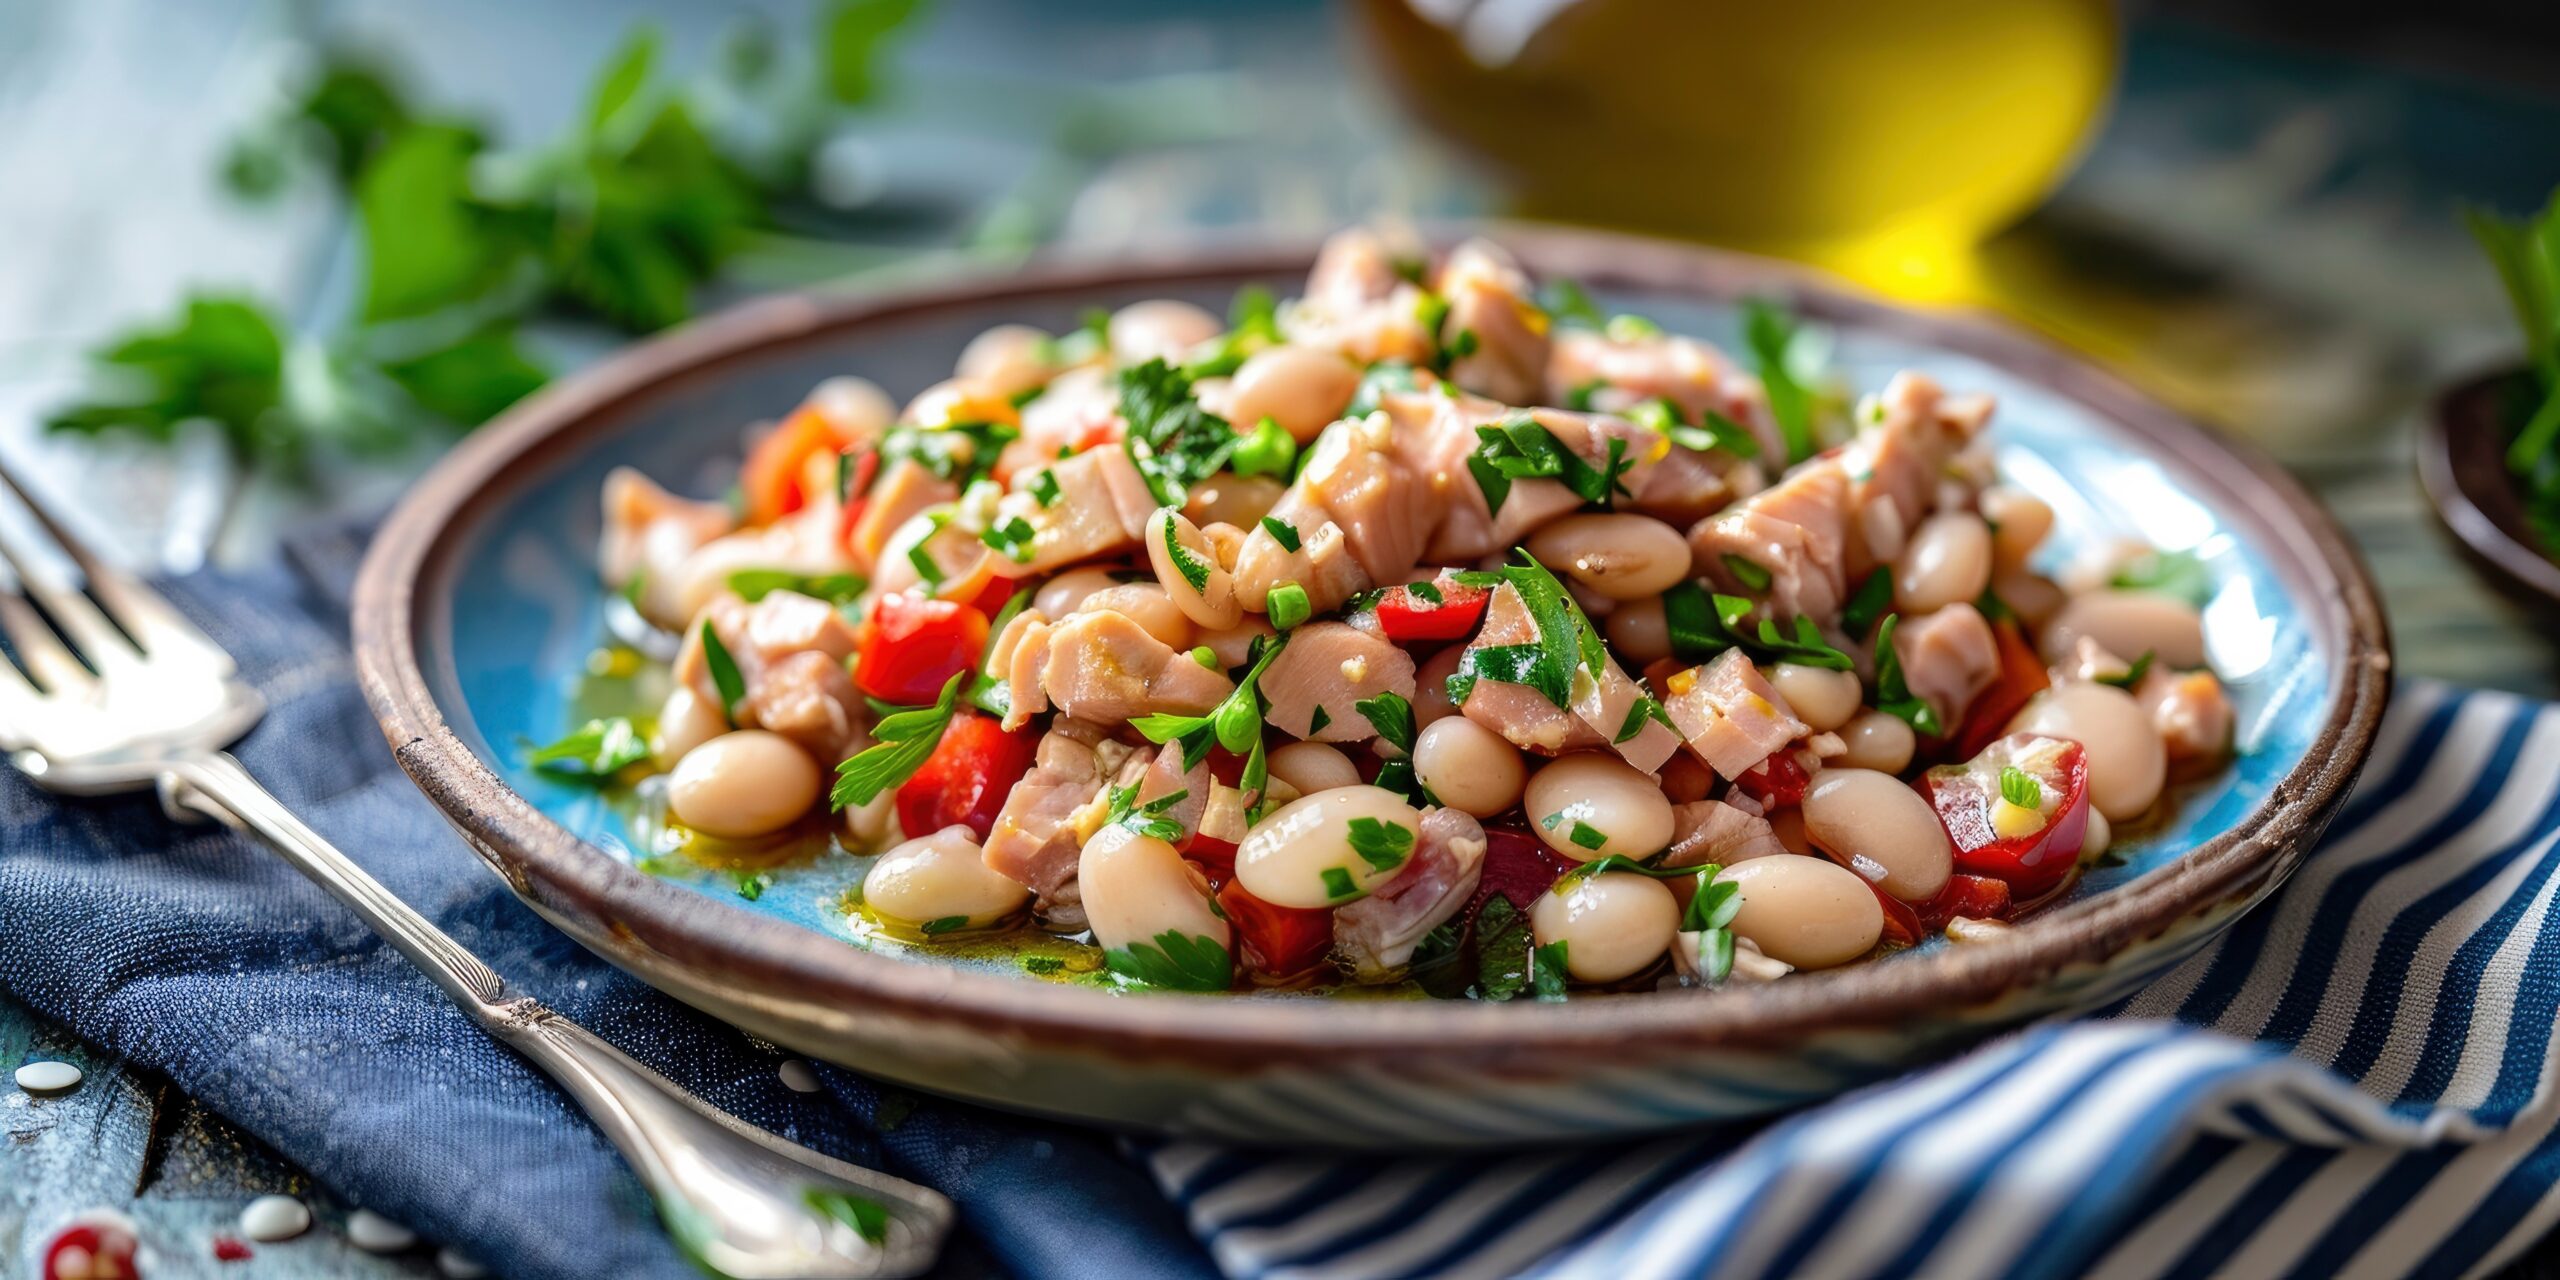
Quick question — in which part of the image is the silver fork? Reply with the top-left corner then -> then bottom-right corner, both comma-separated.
0,464 -> 952,1280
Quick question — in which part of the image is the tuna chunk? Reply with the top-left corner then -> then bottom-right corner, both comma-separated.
1018,609 -> 1234,726
1258,622 -> 1417,743
1544,327 -> 1783,461
1689,462 -> 1852,625
1383,388 -> 1587,562
1435,239 -> 1550,406
1279,227 -> 1436,367
1333,808 -> 1488,981
1232,500 -> 1372,616
1135,740 -> 1213,846
1663,800 -> 1788,867
1456,582 -> 1677,770
990,445 -> 1158,573
2139,667 -> 2235,770
600,467 -> 735,627
998,364 -> 1119,477
1840,371 -> 1994,577
1664,649 -> 1809,780
846,459 -> 958,576
983,719 -> 1147,929
1893,603 -> 1999,730
1233,415 -> 1436,614
670,591 -> 868,759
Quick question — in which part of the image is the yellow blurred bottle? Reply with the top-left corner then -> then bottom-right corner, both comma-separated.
1350,0 -> 2119,299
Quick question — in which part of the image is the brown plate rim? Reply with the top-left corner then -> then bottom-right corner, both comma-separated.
352,222 -> 2393,1065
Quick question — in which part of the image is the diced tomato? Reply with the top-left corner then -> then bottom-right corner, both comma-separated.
1216,880 -> 1333,981
1736,752 -> 1812,808
1954,620 -> 2050,757
1369,576 -> 1491,644
960,574 -> 1024,621
1922,733 -> 2091,900
895,711 -> 1037,841
742,405 -> 865,525
1470,826 -> 1574,915
830,449 -> 881,552
856,591 -> 989,704
1913,873 -> 2015,933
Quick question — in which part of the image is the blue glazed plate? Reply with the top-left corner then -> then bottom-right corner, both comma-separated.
355,226 -> 2391,1144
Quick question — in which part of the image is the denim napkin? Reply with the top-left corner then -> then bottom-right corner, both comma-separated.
0,552 -> 1214,1280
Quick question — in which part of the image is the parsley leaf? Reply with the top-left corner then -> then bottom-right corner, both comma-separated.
1842,568 -> 1894,638
1160,518 -> 1214,592
1354,691 -> 1417,753
1134,632 -> 1289,769
2097,649 -> 2157,689
1662,582 -> 1729,664
1529,939 -> 1572,1000
1119,358 -> 1236,507
527,716 -> 650,779
699,621 -> 747,723
1470,897 -> 1536,1002
1722,554 -> 1773,592
1345,816 -> 1414,875
1871,614 -> 1945,736
1259,515 -> 1302,553
1497,550 -> 1609,709
1467,414 -> 1631,514
1682,864 -> 1741,984
1230,415 -> 1297,477
1616,695 -> 1675,743
1104,784 -> 1191,843
981,516 -> 1038,563
1345,359 -> 1418,418
1743,298 -> 1819,463
919,914 -> 970,935
2000,766 -> 2044,809
1027,468 -> 1062,508
1628,396 -> 1759,459
728,569 -> 866,604
2110,549 -> 2215,607
1538,277 -> 1604,328
879,420 -> 1018,486
830,669 -> 968,809
1320,866 -> 1359,901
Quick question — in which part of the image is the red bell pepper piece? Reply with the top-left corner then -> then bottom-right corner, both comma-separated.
1215,880 -> 1334,982
1368,575 -> 1491,644
894,710 -> 1038,842
855,591 -> 989,705
1954,620 -> 2050,757
1922,733 -> 2091,901
742,404 -> 866,525
1737,752 -> 1812,809
1913,873 -> 2015,933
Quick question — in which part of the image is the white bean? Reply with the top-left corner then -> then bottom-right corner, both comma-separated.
1225,345 -> 1360,444
1413,646 -> 1466,726
1530,873 -> 1680,983
956,324 -> 1055,398
1895,512 -> 1995,615
1769,663 -> 1861,733
1411,717 -> 1528,818
1980,485 -> 2053,567
863,825 -> 1029,928
2008,682 -> 2167,822
1603,597 -> 1672,666
2083,808 -> 2113,865
805,376 -> 895,438
1035,567 -> 1123,619
667,730 -> 820,839
1109,300 -> 1222,365
1524,753 -> 1675,861
1145,507 -> 1243,630
653,684 -> 727,769
1235,786 -> 1425,909
1722,855 -> 1885,969
1079,824 -> 1230,965
1802,768 -> 1952,901
1079,582 -> 1195,650
2039,591 -> 2208,671
1836,709 -> 1916,774
1268,742 -> 1361,795
1523,514 -> 1694,600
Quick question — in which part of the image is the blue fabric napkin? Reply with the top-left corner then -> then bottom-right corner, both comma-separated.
7,550 -> 2560,1280
0,557 -> 1214,1280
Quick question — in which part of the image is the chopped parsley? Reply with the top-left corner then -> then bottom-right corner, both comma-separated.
1529,939 -> 1572,1000
830,670 -> 968,809
727,569 -> 866,604
1354,691 -> 1417,753
920,914 -> 971,935
1603,313 -> 1660,341
1230,415 -> 1296,478
1473,896 -> 1533,1002
1616,695 -> 1675,743
2097,649 -> 2157,689
967,587 -> 1035,718
1345,359 -> 1419,417
1266,582 -> 1312,631
2110,549 -> 2214,607
980,516 -> 1037,563
1307,704 -> 1331,735
1104,784 -> 1191,843
1133,631 -> 1289,769
698,621 -> 746,723
1870,614 -> 1946,736
1160,518 -> 1214,592
1026,468 -> 1061,508
1629,396 -> 1759,458
1179,284 -> 1281,378
1259,515 -> 1302,553
1320,866 -> 1359,902
878,419 -> 1018,487
526,716 -> 649,779
1240,734 -> 1271,823
1539,277 -> 1604,328
1568,819 -> 1608,851
1662,582 -> 1725,663
1842,567 -> 1894,638
1467,413 -> 1632,514
1551,853 -> 1697,892
1104,928 -> 1232,992
1020,956 -> 1067,975
1118,358 -> 1237,507
1722,553 -> 1773,592
1446,327 -> 1480,360
1346,816 -> 1415,875
1683,864 -> 1740,984
1999,766 -> 2044,810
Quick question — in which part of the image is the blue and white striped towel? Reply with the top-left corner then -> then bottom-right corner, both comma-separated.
1129,679 -> 2560,1279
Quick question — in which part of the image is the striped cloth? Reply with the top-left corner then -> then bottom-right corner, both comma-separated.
1129,679 -> 2560,1279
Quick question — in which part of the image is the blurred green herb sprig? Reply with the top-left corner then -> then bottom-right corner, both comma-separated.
2467,190 -> 2560,547
50,0 -> 926,475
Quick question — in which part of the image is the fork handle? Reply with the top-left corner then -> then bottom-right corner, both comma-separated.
159,749 -> 953,1279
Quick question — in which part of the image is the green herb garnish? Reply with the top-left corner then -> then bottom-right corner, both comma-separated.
981,516 -> 1038,563
1133,632 -> 1289,769
527,716 -> 650,779
1843,568 -> 1894,638
1231,415 -> 1297,478
699,621 -> 747,724
1104,784 -> 1191,843
1160,519 -> 1214,593
1119,358 -> 1235,507
2097,649 -> 2157,690
1871,614 -> 1945,736
1259,515 -> 1302,553
1354,691 -> 1417,754
803,1187 -> 890,1246
1722,554 -> 1773,592
2110,549 -> 2214,607
1742,298 -> 1819,463
1529,939 -> 1572,1000
1683,864 -> 1740,984
920,914 -> 970,935
727,568 -> 869,605
1999,766 -> 2043,810
1320,866 -> 1359,902
1104,929 -> 1231,993
830,669 -> 967,809
1345,816 -> 1415,875
1467,413 -> 1632,514
1027,468 -> 1062,508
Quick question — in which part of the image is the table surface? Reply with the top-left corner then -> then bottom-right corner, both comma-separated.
5,1 -> 2560,1275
